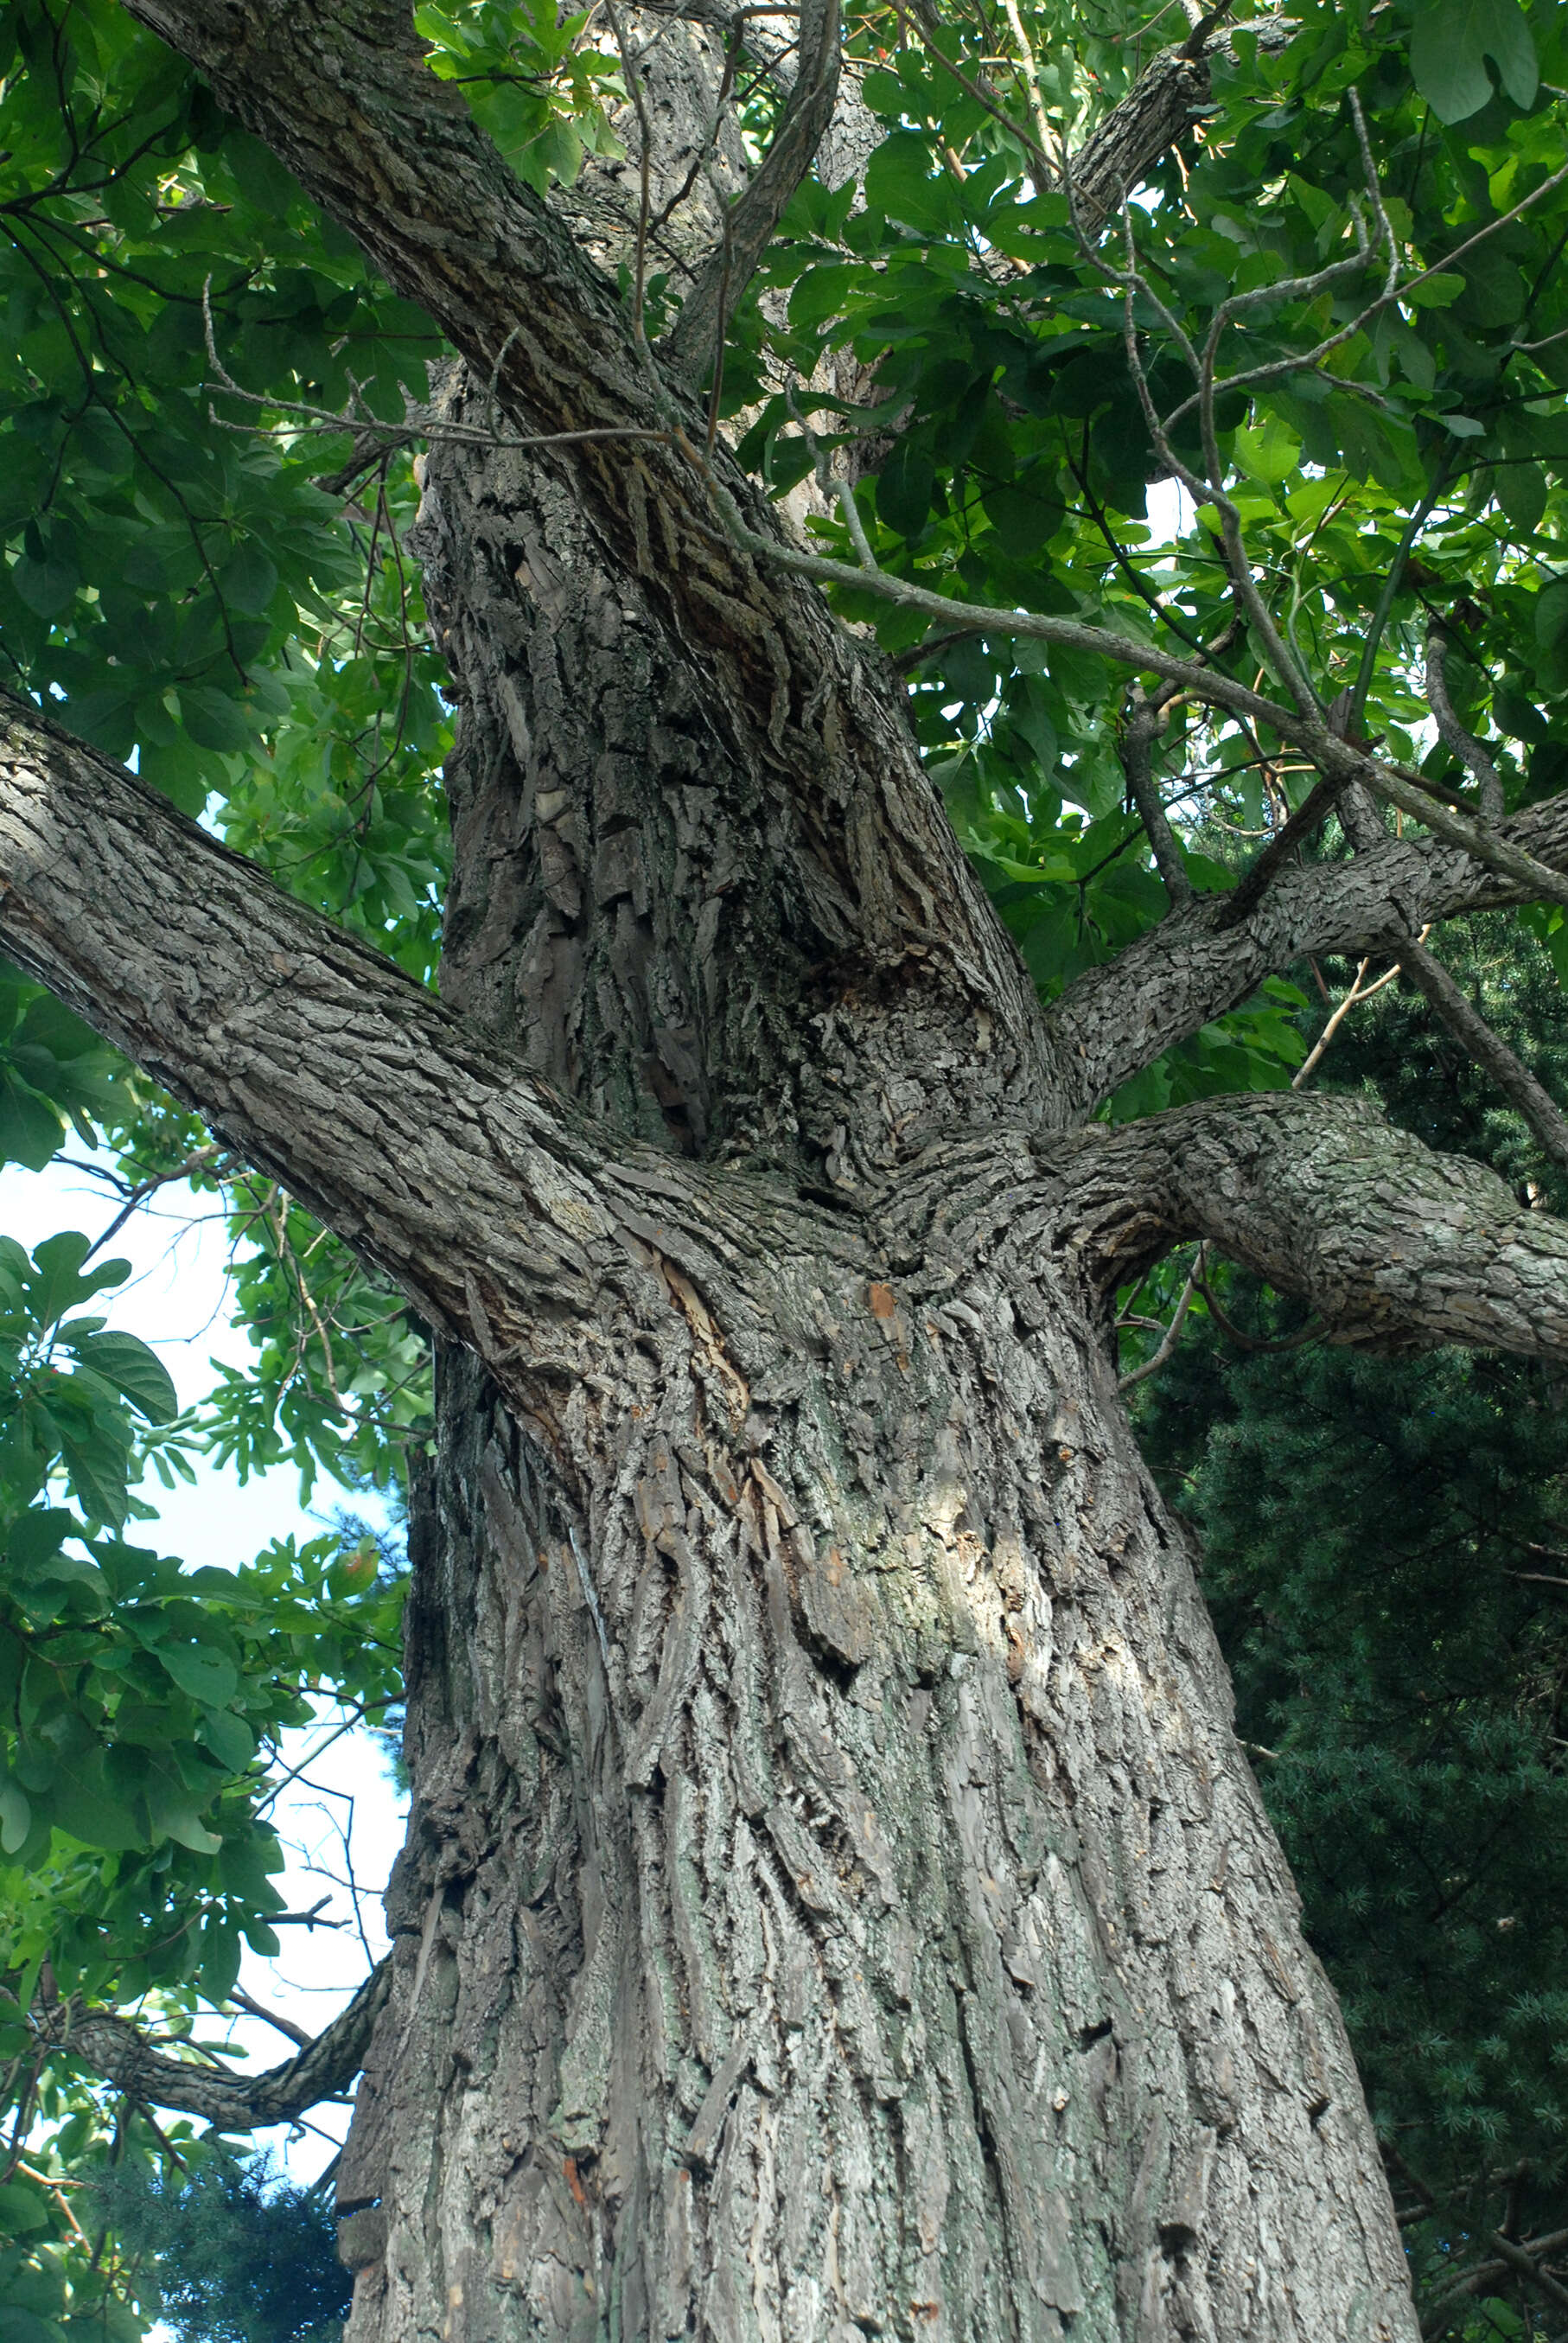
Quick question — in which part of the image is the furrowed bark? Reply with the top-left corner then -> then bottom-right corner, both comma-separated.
341,1178 -> 1423,2343
31,1963 -> 392,2129
411,364 -> 1047,1175
117,0 -> 1056,1156
1045,790 -> 1568,1117
36,12 -> 1554,2340
1057,1089 -> 1568,1354
0,693 -> 862,1472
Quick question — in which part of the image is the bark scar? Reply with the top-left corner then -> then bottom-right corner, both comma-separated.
654,1254 -> 750,1427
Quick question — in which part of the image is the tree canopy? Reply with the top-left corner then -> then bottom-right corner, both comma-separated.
4,0 -> 1568,2330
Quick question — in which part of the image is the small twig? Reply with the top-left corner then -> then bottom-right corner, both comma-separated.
1119,1246 -> 1202,1388
1291,950 -> 1410,1089
84,1145 -> 223,1261
226,1989 -> 314,2050
267,1898 -> 346,1929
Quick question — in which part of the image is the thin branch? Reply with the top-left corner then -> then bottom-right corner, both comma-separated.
662,0 -> 841,379
1425,623 -> 1506,820
998,0 -> 1060,170
1479,2228 -> 1568,2321
1399,937 -> 1568,1178
604,0 -> 655,344
226,1989 -> 315,2051
1291,950 -> 1408,1089
1120,686 -> 1193,907
1347,461 -> 1456,737
690,444 -> 1568,910
1164,153 -> 1568,431
83,1146 -> 223,1262
1119,1244 -> 1201,1387
1192,1260 -> 1322,1353
896,0 -> 1054,182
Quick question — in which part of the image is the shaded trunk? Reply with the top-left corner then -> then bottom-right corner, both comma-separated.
328,421 -> 1418,2343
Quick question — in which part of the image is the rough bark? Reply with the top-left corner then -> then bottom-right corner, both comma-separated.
14,4 -> 1568,2339
31,1965 -> 391,2130
10,689 -> 1543,2343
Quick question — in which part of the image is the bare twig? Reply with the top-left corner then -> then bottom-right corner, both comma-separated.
83,1144 -> 223,1261
1291,951 -> 1409,1089
1119,1245 -> 1202,1388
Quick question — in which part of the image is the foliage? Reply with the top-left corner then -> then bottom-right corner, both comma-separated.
1132,917 -> 1568,2333
719,0 -> 1568,1108
95,2148 -> 351,2343
3,0 -> 1568,2326
413,0 -> 622,193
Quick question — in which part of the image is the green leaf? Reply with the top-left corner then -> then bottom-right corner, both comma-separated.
1403,272 -> 1464,309
218,540 -> 279,616
1410,0 -> 1538,122
876,434 -> 937,539
63,1331 -> 178,1424
198,1708 -> 257,1771
0,1780 -> 30,1858
179,684 -> 252,752
1233,414 -> 1302,487
864,133 -> 959,237
54,1428 -> 131,1529
0,1073 -> 64,1172
0,2187 -> 48,2238
12,540 -> 80,620
1497,463 -> 1548,537
29,1233 -> 131,1327
156,1644 -> 239,1706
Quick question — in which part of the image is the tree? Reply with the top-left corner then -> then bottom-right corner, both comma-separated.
1132,915 -> 1568,2337
8,0 -> 1568,2333
98,2148 -> 352,2343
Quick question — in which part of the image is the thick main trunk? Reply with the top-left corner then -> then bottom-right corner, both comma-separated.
317,419 -> 1418,2342
340,1261 -> 1412,2343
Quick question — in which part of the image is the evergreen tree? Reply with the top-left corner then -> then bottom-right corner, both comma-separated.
1134,920 -> 1568,2335
98,2152 -> 350,2343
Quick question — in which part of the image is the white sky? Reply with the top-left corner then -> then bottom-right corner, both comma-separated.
0,1151 -> 409,2187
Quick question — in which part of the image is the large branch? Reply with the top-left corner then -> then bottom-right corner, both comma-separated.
1043,791 -> 1568,1118
1057,1089 -> 1568,1357
34,1963 -> 392,2129
661,0 -> 841,380
0,694 -> 851,1467
116,0 -> 1055,1128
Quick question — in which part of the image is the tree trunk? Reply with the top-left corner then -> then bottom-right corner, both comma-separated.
339,1261 -> 1412,2343
28,5 -> 1568,2330
323,418 -> 1418,2343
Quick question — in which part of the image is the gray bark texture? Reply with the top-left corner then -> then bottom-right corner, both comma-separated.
9,4 -> 1568,2339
